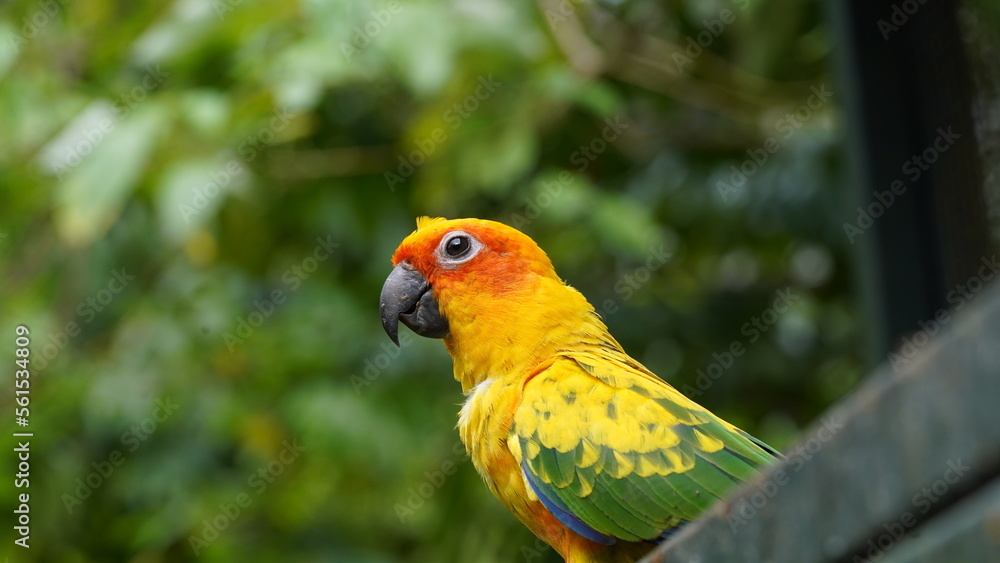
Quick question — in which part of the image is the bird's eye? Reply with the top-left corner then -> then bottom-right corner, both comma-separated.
437,231 -> 482,266
445,235 -> 471,257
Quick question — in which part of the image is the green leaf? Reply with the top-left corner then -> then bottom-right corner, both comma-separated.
54,101 -> 167,246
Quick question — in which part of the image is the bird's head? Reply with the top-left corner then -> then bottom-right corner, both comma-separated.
379,216 -> 561,348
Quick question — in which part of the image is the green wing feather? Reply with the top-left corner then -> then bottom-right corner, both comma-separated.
510,351 -> 777,542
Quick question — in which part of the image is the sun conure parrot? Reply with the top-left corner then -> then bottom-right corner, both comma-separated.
379,217 -> 778,563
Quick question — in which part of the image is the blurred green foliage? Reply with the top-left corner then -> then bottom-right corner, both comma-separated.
0,0 -> 865,561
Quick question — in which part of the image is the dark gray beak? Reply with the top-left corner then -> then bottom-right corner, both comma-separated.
379,262 -> 450,346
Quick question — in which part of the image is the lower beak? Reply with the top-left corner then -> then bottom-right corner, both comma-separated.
379,262 -> 450,346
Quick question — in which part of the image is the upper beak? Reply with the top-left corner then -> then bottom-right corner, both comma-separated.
379,261 -> 450,346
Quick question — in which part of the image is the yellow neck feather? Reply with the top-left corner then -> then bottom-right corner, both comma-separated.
440,275 -> 611,392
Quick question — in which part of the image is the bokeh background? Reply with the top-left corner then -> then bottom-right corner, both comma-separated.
0,0 -> 996,562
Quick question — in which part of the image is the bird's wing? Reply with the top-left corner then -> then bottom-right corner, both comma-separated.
508,351 -> 777,543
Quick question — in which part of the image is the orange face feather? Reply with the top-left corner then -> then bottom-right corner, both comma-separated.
391,216 -> 557,301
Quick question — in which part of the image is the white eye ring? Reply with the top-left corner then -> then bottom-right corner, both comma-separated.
437,231 -> 483,266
